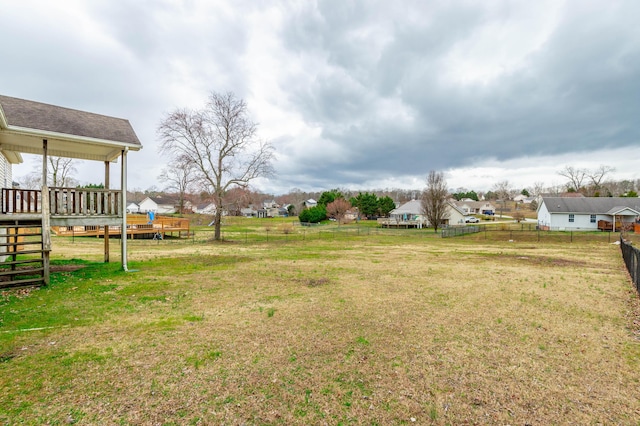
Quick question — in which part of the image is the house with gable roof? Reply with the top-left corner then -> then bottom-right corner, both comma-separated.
379,199 -> 466,228
452,199 -> 496,215
537,197 -> 640,231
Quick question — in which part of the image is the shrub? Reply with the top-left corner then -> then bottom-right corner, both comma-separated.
299,205 -> 327,223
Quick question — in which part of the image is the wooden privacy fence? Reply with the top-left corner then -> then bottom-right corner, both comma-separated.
2,187 -> 121,216
620,236 -> 640,295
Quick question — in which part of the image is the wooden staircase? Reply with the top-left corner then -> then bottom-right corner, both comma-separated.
0,219 -> 49,290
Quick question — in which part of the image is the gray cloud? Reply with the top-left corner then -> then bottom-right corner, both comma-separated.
3,0 -> 640,193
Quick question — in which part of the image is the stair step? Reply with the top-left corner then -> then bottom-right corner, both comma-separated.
0,232 -> 43,237
3,249 -> 47,256
0,277 -> 45,289
0,267 -> 45,277
0,241 -> 42,248
0,258 -> 44,266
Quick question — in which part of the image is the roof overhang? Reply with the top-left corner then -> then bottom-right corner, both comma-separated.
605,206 -> 640,216
0,125 -> 141,163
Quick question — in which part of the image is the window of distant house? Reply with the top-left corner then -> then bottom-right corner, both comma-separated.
590,214 -> 596,223
569,214 -> 575,223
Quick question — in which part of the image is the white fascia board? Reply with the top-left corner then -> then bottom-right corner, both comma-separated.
4,125 -> 142,153
1,150 -> 23,164
610,207 -> 640,216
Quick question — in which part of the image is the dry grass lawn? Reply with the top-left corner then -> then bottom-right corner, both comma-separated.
1,231 -> 640,424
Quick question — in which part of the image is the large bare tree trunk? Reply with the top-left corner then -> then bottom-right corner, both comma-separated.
158,91 -> 275,242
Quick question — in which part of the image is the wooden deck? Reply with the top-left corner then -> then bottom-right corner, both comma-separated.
52,216 -> 190,239
597,220 -> 635,232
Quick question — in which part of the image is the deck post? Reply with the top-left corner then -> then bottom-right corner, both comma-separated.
104,161 -> 110,263
41,139 -> 51,285
120,148 -> 129,271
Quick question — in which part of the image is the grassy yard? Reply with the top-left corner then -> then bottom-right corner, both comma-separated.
1,220 -> 640,424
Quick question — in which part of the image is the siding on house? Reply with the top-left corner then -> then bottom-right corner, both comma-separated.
537,197 -> 640,230
0,154 -> 11,188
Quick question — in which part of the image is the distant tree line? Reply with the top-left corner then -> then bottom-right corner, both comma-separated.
298,189 -> 397,224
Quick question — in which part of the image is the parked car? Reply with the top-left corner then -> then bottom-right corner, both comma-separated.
465,216 -> 480,223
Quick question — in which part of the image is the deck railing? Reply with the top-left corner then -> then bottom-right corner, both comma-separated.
2,187 -> 122,217
1,189 -> 40,214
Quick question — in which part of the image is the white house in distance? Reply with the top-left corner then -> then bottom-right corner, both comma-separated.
126,202 -> 140,214
194,202 -> 216,215
380,199 -> 466,228
452,200 -> 496,215
537,197 -> 640,231
138,196 -> 193,214
303,199 -> 317,208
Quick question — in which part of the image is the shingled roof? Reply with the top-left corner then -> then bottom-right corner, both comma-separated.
0,94 -> 141,162
541,197 -> 640,214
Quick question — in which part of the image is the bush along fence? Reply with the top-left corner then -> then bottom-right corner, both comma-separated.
620,236 -> 640,294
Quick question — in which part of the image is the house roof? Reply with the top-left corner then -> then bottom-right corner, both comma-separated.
452,200 -> 495,209
540,192 -> 585,198
391,199 -> 422,215
0,94 -> 141,162
449,204 -> 466,216
541,197 -> 640,215
141,196 -> 176,206
196,203 -> 215,210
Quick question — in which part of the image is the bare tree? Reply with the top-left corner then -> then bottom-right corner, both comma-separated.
557,166 -> 587,192
421,171 -> 449,232
587,165 -> 615,196
159,154 -> 195,215
532,181 -> 546,197
224,187 -> 256,216
18,172 -> 42,189
326,198 -> 351,224
492,180 -> 512,217
49,157 -> 77,187
158,91 -> 275,240
22,156 -> 78,188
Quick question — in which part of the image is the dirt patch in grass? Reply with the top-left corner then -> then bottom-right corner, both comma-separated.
512,254 -> 590,267
298,277 -> 331,287
50,264 -> 86,273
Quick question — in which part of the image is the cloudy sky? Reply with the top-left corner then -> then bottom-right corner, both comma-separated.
2,0 -> 639,194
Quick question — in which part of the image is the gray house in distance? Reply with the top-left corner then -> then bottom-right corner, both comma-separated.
0,94 -> 142,287
537,197 -> 640,231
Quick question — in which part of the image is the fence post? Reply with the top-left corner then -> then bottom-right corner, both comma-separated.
636,250 -> 640,293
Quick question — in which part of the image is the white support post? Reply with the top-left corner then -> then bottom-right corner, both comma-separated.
104,160 -> 110,263
120,148 -> 129,271
42,140 -> 51,285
